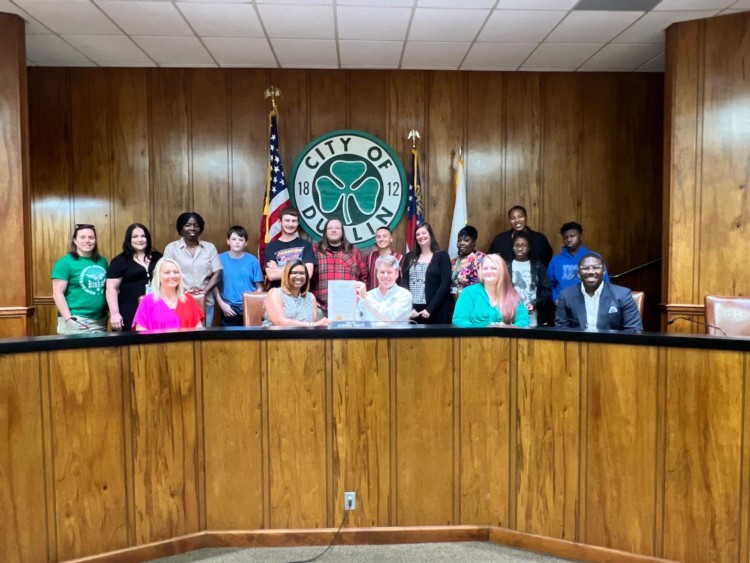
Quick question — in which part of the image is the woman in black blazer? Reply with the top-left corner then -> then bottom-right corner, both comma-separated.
401,223 -> 454,324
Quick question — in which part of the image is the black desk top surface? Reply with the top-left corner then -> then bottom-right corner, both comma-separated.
1,325 -> 748,354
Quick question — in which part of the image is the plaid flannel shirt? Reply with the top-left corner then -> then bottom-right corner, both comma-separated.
312,244 -> 368,310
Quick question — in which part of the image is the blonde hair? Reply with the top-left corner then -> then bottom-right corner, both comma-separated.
150,258 -> 186,301
479,254 -> 521,324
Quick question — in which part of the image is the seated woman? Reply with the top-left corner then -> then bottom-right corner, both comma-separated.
132,258 -> 204,331
452,254 -> 529,328
355,255 -> 412,322
450,225 -> 485,297
507,231 -> 551,327
262,259 -> 330,327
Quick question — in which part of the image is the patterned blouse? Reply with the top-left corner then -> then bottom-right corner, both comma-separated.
451,251 -> 486,295
262,290 -> 316,326
408,262 -> 428,305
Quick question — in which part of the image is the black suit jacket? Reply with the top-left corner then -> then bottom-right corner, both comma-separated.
555,282 -> 643,333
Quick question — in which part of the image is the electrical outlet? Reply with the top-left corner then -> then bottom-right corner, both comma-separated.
344,491 -> 356,511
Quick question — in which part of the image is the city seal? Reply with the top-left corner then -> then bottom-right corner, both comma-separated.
290,130 -> 407,248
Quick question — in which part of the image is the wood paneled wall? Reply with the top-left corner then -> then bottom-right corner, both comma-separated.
0,14 -> 32,335
27,69 -> 664,334
663,12 -> 750,331
2,335 -> 748,563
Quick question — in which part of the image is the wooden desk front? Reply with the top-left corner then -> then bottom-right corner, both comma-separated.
1,327 -> 748,563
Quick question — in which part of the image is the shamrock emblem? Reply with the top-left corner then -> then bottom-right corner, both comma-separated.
315,160 -> 381,225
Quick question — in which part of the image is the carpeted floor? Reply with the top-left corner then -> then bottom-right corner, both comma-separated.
150,542 -> 579,562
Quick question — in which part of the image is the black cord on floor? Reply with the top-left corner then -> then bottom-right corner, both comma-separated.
285,508 -> 350,563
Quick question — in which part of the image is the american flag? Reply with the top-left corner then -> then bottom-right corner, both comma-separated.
259,107 -> 290,268
405,148 -> 424,253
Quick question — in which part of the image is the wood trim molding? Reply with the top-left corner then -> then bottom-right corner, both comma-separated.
0,306 -> 35,318
490,527 -> 678,563
65,526 -> 677,563
659,303 -> 705,315
33,296 -> 55,306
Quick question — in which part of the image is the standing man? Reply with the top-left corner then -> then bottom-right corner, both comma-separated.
265,207 -> 317,288
312,218 -> 368,315
365,226 -> 403,290
547,221 -> 607,302
555,253 -> 642,332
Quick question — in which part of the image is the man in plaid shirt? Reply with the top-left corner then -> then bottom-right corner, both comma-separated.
312,218 -> 368,314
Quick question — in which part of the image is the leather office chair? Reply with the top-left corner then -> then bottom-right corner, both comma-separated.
137,293 -> 207,327
630,290 -> 645,318
704,295 -> 750,336
243,292 -> 268,326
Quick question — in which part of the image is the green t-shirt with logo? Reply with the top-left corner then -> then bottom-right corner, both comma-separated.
51,254 -> 109,320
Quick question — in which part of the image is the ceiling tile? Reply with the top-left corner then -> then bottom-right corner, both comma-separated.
0,1 -> 49,34
401,41 -> 470,69
497,0 -> 579,9
580,42 -> 663,70
179,3 -> 265,38
654,0 -> 735,9
479,10 -> 566,42
26,34 -> 93,65
203,37 -> 277,66
14,0 -> 122,35
338,0 -> 414,5
409,8 -> 489,41
613,10 -> 718,43
722,7 -> 750,12
64,34 -> 155,65
256,0 -> 332,4
258,4 -> 335,39
637,51 -> 665,71
339,40 -> 403,67
522,42 -> 603,70
337,6 -> 411,40
730,0 -> 750,8
96,1 -> 193,36
461,42 -> 537,70
132,36 -> 215,65
418,0 -> 495,7
272,38 -> 338,67
546,10 -> 643,42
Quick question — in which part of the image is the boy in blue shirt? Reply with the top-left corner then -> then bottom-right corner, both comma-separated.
214,226 -> 264,326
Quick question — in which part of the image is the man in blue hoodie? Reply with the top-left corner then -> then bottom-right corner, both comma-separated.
547,222 -> 608,302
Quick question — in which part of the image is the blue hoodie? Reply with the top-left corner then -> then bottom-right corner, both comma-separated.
547,244 -> 609,301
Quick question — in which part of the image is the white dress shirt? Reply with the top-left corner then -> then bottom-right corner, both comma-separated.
581,282 -> 604,330
357,285 -> 412,322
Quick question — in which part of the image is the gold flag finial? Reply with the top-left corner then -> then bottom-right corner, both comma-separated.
264,86 -> 282,110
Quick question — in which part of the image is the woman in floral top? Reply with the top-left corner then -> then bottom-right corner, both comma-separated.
451,225 -> 486,297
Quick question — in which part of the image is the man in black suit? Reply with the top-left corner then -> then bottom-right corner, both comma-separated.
555,253 -> 643,333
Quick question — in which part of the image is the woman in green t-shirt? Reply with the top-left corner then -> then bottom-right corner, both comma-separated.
51,224 -> 108,334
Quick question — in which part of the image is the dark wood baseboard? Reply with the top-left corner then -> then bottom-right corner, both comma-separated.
489,528 -> 678,563
65,525 -> 677,563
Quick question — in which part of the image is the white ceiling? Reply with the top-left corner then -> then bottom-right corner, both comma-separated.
4,0 -> 748,71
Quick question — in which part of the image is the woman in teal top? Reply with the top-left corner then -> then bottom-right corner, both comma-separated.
51,224 -> 108,334
453,254 -> 529,328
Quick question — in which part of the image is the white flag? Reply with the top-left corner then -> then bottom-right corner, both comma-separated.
448,151 -> 467,259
